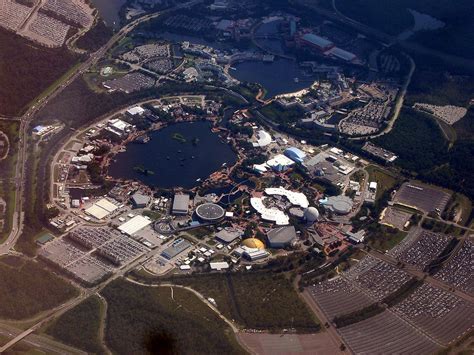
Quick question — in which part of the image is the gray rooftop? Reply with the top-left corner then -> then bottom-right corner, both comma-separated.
267,226 -> 297,246
172,194 -> 190,213
131,193 -> 150,206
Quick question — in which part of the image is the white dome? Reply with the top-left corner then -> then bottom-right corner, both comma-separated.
304,207 -> 319,223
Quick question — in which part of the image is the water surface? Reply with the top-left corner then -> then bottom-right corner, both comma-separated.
108,121 -> 237,189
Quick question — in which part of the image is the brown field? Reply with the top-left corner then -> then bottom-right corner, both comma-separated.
238,332 -> 341,355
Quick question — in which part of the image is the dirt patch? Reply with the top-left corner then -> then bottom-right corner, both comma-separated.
238,333 -> 342,355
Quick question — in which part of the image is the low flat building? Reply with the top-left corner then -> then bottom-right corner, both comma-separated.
242,246 -> 269,261
126,106 -> 145,116
215,228 -> 242,244
118,215 -> 152,236
266,226 -> 297,249
252,130 -> 272,148
266,154 -> 294,172
320,195 -> 353,215
210,261 -> 230,271
172,194 -> 190,215
131,193 -> 150,209
284,147 -> 306,163
161,238 -> 191,259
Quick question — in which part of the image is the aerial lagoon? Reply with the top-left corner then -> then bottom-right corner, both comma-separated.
108,121 -> 237,189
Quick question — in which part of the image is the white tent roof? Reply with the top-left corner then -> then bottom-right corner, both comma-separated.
250,197 -> 289,225
85,205 -> 110,220
118,215 -> 151,236
95,198 -> 118,213
265,187 -> 309,208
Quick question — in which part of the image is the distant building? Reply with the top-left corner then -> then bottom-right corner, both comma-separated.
215,228 -> 242,244
304,207 -> 320,223
126,106 -> 145,116
210,261 -> 230,271
172,194 -> 190,215
320,195 -> 353,215
299,33 -> 334,51
106,119 -> 133,138
345,230 -> 366,244
326,47 -> 358,63
266,154 -> 294,172
284,147 -> 306,163
252,130 -> 272,148
161,238 -> 191,259
131,193 -> 150,209
266,226 -> 297,249
195,203 -> 225,222
365,182 -> 377,205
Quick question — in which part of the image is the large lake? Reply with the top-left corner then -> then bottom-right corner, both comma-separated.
108,121 -> 237,189
231,59 -> 315,98
90,0 -> 126,29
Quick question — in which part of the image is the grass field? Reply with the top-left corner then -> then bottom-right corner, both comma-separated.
45,296 -> 104,354
0,256 -> 78,320
368,227 -> 408,252
101,279 -> 245,354
159,272 -> 320,332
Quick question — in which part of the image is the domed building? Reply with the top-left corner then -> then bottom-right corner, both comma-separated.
195,203 -> 225,222
304,207 -> 320,223
242,238 -> 265,250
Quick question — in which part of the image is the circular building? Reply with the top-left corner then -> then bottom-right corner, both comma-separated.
195,203 -> 225,222
289,207 -> 305,219
304,207 -> 320,223
242,238 -> 265,250
321,195 -> 353,215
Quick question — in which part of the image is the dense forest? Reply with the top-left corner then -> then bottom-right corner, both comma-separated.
46,296 -> 104,354
374,107 -> 474,202
76,20 -> 113,52
0,29 -> 78,117
335,0 -> 474,59
101,279 -> 244,354
0,256 -> 78,320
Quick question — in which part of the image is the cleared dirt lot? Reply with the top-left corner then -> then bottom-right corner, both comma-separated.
238,333 -> 342,355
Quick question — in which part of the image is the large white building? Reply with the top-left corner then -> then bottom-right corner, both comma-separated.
252,130 -> 272,148
118,215 -> 152,236
266,154 -> 295,172
106,119 -> 133,137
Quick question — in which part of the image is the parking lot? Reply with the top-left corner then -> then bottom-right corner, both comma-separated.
394,182 -> 451,214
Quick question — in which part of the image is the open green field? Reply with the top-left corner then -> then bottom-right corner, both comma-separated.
101,279 -> 245,354
368,226 -> 407,252
44,296 -> 104,354
0,256 -> 78,320
0,120 -> 19,241
260,102 -> 305,125
421,218 -> 464,236
157,272 -> 320,332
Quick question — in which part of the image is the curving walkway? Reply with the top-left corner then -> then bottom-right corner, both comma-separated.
0,131 -> 9,161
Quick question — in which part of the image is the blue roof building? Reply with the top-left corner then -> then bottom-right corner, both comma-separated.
284,147 -> 306,163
